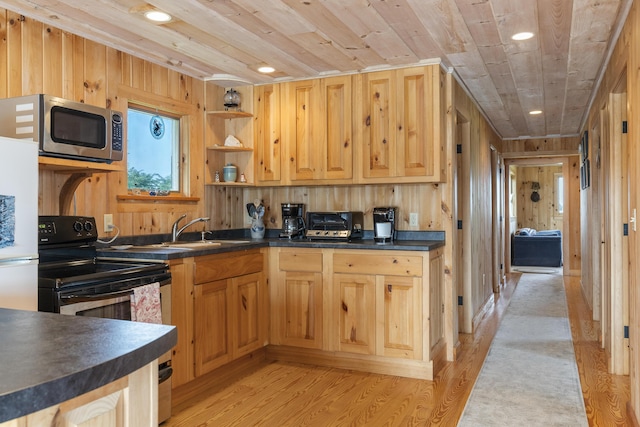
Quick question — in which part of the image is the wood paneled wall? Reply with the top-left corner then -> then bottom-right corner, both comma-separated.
582,0 -> 640,417
514,165 -> 563,231
499,136 -> 579,157
205,183 -> 446,232
0,10 -> 205,235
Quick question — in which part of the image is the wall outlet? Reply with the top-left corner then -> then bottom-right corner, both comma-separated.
104,214 -> 114,233
409,212 -> 419,227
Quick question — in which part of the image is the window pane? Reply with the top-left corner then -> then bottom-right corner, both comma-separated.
127,108 -> 180,192
556,175 -> 564,214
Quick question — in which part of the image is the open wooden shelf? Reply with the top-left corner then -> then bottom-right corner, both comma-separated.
206,111 -> 253,119
38,156 -> 122,173
208,145 -> 253,152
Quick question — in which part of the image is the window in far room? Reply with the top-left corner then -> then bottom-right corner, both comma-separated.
555,173 -> 564,215
127,106 -> 181,194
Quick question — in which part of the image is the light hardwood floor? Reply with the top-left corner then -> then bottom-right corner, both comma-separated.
164,273 -> 630,426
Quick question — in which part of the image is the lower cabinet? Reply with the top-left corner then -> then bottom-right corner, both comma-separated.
171,249 -> 267,384
333,252 -> 423,360
194,250 -> 266,377
271,246 -> 445,380
271,248 -> 324,349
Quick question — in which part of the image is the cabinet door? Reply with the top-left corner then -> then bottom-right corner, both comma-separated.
279,270 -> 323,349
322,75 -> 353,181
286,79 -> 322,181
360,70 -> 397,179
396,66 -> 444,181
232,272 -> 264,358
194,279 -> 232,376
429,250 -> 445,353
376,275 -> 422,359
169,259 -> 194,387
334,273 -> 376,355
254,84 -> 282,184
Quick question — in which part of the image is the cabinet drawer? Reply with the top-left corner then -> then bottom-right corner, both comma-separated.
279,250 -> 323,272
195,250 -> 263,284
333,252 -> 423,276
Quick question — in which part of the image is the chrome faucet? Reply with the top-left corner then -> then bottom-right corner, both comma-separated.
171,214 -> 210,242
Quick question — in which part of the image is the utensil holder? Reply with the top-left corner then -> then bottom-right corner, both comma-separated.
250,218 -> 265,239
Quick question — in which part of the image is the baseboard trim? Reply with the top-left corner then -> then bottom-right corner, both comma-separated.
266,345 -> 435,380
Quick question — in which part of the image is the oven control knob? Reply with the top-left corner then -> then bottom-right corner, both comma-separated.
84,221 -> 94,232
73,221 -> 83,233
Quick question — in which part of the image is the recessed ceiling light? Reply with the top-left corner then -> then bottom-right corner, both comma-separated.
529,110 -> 543,115
512,32 -> 534,41
144,10 -> 172,23
258,66 -> 275,73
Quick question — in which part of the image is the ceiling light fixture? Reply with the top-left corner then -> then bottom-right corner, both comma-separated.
512,32 -> 534,41
258,65 -> 275,73
529,110 -> 543,115
144,10 -> 172,23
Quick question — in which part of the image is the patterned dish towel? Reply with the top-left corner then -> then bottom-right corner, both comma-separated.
130,282 -> 162,324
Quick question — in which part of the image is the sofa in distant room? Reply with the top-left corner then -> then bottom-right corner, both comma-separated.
511,228 -> 562,267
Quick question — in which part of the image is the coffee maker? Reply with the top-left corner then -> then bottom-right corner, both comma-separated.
373,207 -> 397,243
280,203 -> 306,238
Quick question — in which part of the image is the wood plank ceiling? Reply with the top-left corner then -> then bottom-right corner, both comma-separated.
0,0 -> 629,139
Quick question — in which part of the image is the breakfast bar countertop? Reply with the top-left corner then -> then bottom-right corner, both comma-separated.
0,308 -> 177,423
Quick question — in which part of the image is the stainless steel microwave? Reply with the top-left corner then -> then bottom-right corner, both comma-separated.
0,94 -> 123,163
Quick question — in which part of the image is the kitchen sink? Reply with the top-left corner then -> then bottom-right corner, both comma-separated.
152,239 -> 250,248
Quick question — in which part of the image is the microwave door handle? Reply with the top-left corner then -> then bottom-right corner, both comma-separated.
60,288 -> 134,301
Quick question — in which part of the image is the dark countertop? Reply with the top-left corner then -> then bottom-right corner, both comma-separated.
96,235 -> 446,261
0,308 -> 177,423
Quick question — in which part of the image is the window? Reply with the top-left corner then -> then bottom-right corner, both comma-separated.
555,173 -> 564,215
127,107 -> 180,193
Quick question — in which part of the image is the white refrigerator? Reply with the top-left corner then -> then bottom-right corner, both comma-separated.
0,136 -> 38,310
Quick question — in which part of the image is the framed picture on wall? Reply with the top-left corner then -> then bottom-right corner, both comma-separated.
581,130 -> 589,162
580,163 -> 586,190
584,159 -> 591,188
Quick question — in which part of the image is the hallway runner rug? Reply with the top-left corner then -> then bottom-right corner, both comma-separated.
457,273 -> 588,426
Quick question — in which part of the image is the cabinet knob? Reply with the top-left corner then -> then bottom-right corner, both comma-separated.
387,284 -> 392,293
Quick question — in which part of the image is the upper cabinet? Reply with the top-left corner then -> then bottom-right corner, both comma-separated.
356,65 -> 446,183
254,84 -> 282,185
204,82 -> 254,186
283,75 -> 353,184
205,64 -> 447,187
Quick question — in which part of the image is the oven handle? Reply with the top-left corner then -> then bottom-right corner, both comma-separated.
60,288 -> 134,301
59,277 -> 171,302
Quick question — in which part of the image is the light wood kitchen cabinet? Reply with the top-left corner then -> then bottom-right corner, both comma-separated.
283,75 -> 353,184
269,247 -> 445,380
333,251 -> 423,360
428,248 -> 445,353
356,64 -> 445,183
232,271 -> 264,357
333,273 -> 375,354
254,84 -> 282,185
193,250 -> 266,377
169,258 -> 195,387
194,278 -> 232,375
271,248 -> 324,349
4,362 -> 158,427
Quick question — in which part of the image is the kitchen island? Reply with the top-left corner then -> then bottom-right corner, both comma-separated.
0,308 -> 176,425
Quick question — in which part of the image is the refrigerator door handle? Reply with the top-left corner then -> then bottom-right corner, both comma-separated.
0,257 -> 38,266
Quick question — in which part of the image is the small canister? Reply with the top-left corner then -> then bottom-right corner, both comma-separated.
223,164 -> 237,182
